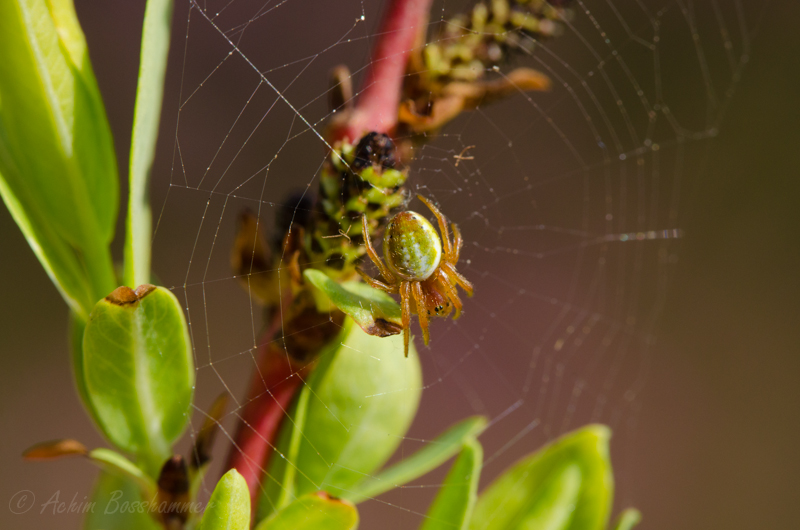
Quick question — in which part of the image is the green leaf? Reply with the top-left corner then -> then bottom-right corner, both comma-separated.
0,0 -> 118,317
70,313 -> 98,420
255,492 -> 358,530
197,469 -> 250,530
123,0 -> 173,288
348,415 -> 488,504
83,471 -> 161,530
611,508 -> 641,530
259,319 -> 421,518
88,448 -> 157,499
0,179 -> 96,318
82,285 -> 194,475
470,425 -> 613,530
258,381 -> 313,519
515,463 -> 582,530
421,437 -> 483,530
304,268 -> 403,337
71,313 -> 118,436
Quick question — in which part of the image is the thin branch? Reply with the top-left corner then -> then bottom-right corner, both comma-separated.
330,0 -> 432,142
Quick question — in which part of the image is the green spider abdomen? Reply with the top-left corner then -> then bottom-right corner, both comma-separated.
383,211 -> 442,281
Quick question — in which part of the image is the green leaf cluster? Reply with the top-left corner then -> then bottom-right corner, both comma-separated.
0,0 -> 171,314
471,425 -> 615,530
0,0 -> 119,318
2,0 -> 199,524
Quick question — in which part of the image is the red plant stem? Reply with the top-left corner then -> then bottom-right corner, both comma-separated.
333,0 -> 432,142
226,318 -> 309,500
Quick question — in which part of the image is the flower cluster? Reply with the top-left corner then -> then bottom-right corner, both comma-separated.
305,132 -> 409,280
399,0 -> 571,133
424,0 -> 569,84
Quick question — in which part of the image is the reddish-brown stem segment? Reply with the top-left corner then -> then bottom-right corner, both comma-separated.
226,318 -> 309,501
332,0 -> 432,142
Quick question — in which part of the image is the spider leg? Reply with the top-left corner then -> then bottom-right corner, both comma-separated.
400,281 -> 412,357
361,214 -> 396,283
451,223 -> 464,263
442,262 -> 473,297
436,269 -> 464,319
417,195 -> 452,260
357,267 -> 399,293
412,282 -> 431,346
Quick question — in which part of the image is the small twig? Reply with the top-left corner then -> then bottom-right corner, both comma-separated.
330,0 -> 433,142
321,226 -> 352,242
453,145 -> 476,167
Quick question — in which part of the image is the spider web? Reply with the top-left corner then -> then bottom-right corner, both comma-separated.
154,0 -> 757,527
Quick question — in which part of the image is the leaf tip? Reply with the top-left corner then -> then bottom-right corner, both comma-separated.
313,490 -> 355,508
470,415 -> 489,433
105,286 -> 138,305
22,439 -> 88,461
613,508 -> 643,530
135,284 -> 157,298
369,318 -> 403,337
583,423 -> 612,443
105,284 -> 156,305
220,467 -> 248,489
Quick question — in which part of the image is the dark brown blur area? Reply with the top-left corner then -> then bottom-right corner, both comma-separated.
1,1 -> 798,529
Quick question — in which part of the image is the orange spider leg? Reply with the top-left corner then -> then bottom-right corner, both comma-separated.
361,214 -> 396,283
400,281 -> 412,357
417,194 -> 452,259
451,223 -> 464,262
357,268 -> 399,293
442,261 -> 473,297
412,282 -> 431,346
436,269 -> 464,319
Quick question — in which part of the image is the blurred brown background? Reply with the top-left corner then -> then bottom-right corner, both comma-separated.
1,1 -> 798,529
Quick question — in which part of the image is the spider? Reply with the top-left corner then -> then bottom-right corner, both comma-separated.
359,195 -> 474,357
